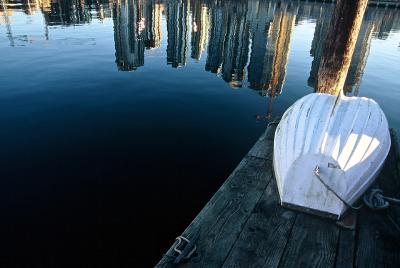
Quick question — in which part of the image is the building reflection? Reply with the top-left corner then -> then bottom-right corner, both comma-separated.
344,12 -> 375,95
166,0 -> 189,68
246,1 -> 297,119
113,0 -> 145,71
247,0 -> 275,93
190,0 -> 209,60
1,0 -> 14,46
220,0 -> 250,88
307,4 -> 334,90
205,0 -> 226,74
2,0 -> 400,99
144,0 -> 163,49
0,0 -> 114,26
248,1 -> 296,98
370,6 -> 400,40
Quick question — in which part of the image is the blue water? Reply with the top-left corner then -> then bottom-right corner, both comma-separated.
0,0 -> 399,266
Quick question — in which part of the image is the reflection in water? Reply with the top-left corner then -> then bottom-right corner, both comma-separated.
307,4 -> 334,90
190,0 -> 209,60
2,0 -> 400,103
217,0 -> 249,88
308,3 -> 374,95
344,12 -> 375,95
40,0 -> 109,25
1,0 -> 14,46
205,0 -> 226,74
113,0 -> 144,71
166,0 -> 189,67
1,1 -> 400,266
113,0 -> 163,71
144,0 -> 163,49
250,2 -> 296,96
247,1 -> 296,119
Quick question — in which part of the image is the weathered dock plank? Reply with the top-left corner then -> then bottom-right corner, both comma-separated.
355,129 -> 400,268
335,226 -> 356,268
247,123 -> 275,161
355,206 -> 399,267
222,179 -> 297,268
355,210 -> 382,267
156,127 -> 276,267
156,125 -> 400,267
379,129 -> 400,226
278,214 -> 339,268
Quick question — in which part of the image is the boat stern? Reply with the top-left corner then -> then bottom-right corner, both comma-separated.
277,154 -> 348,219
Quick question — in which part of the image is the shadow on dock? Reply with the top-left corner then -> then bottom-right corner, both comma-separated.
156,123 -> 400,267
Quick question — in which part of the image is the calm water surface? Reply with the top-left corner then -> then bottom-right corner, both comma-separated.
1,0 -> 399,266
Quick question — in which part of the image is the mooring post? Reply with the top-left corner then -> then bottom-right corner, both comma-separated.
316,0 -> 368,95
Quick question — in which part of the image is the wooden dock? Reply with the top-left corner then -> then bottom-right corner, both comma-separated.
156,124 -> 400,267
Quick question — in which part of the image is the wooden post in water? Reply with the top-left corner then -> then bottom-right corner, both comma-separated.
316,0 -> 368,95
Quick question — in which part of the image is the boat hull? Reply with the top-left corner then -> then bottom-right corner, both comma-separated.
273,93 -> 391,219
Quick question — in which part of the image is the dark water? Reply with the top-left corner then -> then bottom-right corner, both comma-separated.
0,0 -> 399,266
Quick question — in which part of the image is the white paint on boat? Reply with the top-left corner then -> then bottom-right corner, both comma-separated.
273,93 -> 391,219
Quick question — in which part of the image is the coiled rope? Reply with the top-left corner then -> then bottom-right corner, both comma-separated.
363,189 -> 400,210
314,166 -> 400,211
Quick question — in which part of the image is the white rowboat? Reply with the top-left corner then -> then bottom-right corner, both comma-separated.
273,93 -> 391,219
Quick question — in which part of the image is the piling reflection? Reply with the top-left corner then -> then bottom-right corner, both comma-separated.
2,0 -> 400,99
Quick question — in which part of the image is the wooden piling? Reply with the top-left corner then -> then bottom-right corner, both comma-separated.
316,0 -> 368,95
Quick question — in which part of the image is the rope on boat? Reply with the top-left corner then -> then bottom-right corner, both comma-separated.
314,166 -> 363,210
314,166 -> 400,211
